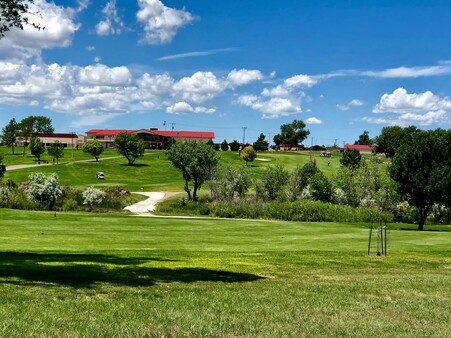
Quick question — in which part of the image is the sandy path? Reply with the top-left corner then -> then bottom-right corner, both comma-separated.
124,191 -> 181,216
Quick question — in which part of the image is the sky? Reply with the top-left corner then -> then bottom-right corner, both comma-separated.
1,0 -> 451,146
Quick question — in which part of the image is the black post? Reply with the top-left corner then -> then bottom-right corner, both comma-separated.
368,223 -> 373,256
384,224 -> 387,256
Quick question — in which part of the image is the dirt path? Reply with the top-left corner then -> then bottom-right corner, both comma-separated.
5,156 -> 126,171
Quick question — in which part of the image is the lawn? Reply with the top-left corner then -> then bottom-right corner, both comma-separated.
0,209 -> 449,337
3,149 -> 345,191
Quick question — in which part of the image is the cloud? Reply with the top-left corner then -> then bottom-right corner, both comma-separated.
173,72 -> 225,103
157,48 -> 237,61
373,88 -> 451,113
166,101 -> 215,114
284,74 -> 318,88
78,64 -> 132,86
226,69 -> 264,88
136,0 -> 196,45
364,88 -> 451,126
336,99 -> 364,111
306,117 -> 322,124
0,0 -> 79,61
95,0 -> 124,36
237,95 -> 301,119
362,64 -> 451,78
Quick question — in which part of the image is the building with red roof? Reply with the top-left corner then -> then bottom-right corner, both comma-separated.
344,144 -> 375,153
85,128 -> 215,149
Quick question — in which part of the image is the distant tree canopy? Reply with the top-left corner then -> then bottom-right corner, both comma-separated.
0,0 -> 44,38
1,118 -> 19,154
374,125 -> 417,158
47,141 -> 64,164
17,115 -> 54,156
340,148 -> 361,170
114,132 -> 144,166
82,140 -> 104,162
220,139 -> 229,151
229,140 -> 240,152
273,120 -> 310,147
253,133 -> 269,151
166,141 -> 218,201
389,128 -> 451,230
354,130 -> 374,145
28,136 -> 45,164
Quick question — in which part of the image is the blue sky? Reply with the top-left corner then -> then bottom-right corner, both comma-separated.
1,0 -> 451,146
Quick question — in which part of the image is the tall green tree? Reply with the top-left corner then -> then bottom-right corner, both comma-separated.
166,141 -> 218,201
28,136 -> 45,164
390,129 -> 451,230
355,130 -> 374,145
229,140 -> 240,152
82,139 -> 104,162
47,141 -> 64,164
18,116 -> 54,156
220,139 -> 229,151
114,132 -> 145,165
253,133 -> 269,151
273,120 -> 310,147
340,148 -> 361,170
374,125 -> 417,158
1,118 -> 19,154
0,0 -> 43,38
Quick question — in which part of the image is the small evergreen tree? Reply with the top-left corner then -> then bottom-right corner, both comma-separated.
240,145 -> 257,165
340,148 -> 361,170
229,140 -> 240,152
253,133 -> 269,151
220,139 -> 229,151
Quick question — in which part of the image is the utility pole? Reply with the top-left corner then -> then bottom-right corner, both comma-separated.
170,123 -> 176,147
242,127 -> 247,145
71,132 -> 75,161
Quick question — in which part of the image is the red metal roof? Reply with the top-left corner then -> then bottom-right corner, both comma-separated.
86,129 -> 214,139
344,144 -> 375,151
37,133 -> 77,138
147,130 -> 215,139
85,129 -> 136,137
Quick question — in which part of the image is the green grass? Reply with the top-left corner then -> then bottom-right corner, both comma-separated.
0,209 -> 449,337
3,149 -> 345,191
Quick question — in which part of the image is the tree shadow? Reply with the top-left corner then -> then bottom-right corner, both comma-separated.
119,163 -> 149,167
400,227 -> 451,232
0,252 -> 265,288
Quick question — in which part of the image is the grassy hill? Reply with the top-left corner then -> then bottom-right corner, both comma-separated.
2,148 -> 344,191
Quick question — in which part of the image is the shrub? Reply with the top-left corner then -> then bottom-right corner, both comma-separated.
27,173 -> 62,210
83,186 -> 106,211
260,164 -> 289,201
63,199 -> 79,212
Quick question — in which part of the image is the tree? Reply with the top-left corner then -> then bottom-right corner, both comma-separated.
0,0 -> 43,38
273,120 -> 310,147
291,159 -> 319,200
47,141 -> 64,164
27,172 -> 62,210
355,130 -> 374,145
253,133 -> 269,151
210,165 -> 252,202
220,139 -> 229,151
258,163 -> 290,201
114,132 -> 145,165
0,151 -> 5,178
166,141 -> 218,201
240,145 -> 257,165
229,140 -> 240,152
1,118 -> 19,154
82,139 -> 104,162
374,125 -> 417,158
308,171 -> 333,203
28,136 -> 45,164
340,148 -> 361,170
389,129 -> 451,230
18,115 -> 54,156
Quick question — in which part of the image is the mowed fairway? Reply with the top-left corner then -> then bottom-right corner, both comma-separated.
0,209 -> 449,337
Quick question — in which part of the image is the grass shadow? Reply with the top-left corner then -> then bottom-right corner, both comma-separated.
119,163 -> 150,167
0,252 -> 265,288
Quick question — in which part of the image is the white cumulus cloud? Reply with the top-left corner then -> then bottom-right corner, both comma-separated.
336,99 -> 364,111
95,0 -> 124,36
365,88 -> 451,126
173,72 -> 225,103
226,69 -> 263,88
166,101 -> 215,114
306,117 -> 323,124
136,0 -> 196,45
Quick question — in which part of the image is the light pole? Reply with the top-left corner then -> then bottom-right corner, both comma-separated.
71,132 -> 75,161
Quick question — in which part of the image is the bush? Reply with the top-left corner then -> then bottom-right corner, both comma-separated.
63,199 -> 79,212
